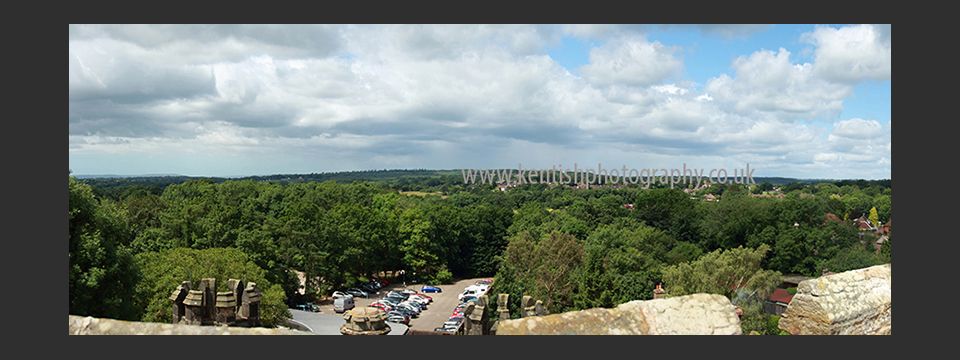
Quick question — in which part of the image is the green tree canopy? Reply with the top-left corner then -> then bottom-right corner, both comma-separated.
69,175 -> 141,320
134,247 -> 290,327
661,244 -> 781,300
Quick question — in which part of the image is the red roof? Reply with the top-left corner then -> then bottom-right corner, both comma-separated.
768,288 -> 793,304
876,220 -> 892,235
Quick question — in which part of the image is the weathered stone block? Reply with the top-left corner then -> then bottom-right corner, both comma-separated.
497,293 -> 741,335
778,264 -> 891,335
340,307 -> 391,335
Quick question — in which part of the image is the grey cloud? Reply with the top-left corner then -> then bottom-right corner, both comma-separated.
691,25 -> 772,39
69,24 -> 343,59
69,100 -> 171,137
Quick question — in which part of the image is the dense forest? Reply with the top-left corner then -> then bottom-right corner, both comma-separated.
69,170 -> 891,334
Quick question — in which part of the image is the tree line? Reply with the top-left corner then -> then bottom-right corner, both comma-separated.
69,170 -> 890,334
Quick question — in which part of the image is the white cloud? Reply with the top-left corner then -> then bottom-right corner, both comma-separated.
69,24 -> 890,179
802,24 -> 891,83
831,118 -> 884,139
704,47 -> 852,121
577,38 -> 683,88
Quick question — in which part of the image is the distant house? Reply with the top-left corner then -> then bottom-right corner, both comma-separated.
765,288 -> 794,316
703,194 -> 716,202
873,220 -> 891,253
856,215 -> 878,232
823,213 -> 842,226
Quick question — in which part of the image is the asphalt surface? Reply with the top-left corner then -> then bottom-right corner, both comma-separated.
306,278 -> 485,332
289,309 -> 408,335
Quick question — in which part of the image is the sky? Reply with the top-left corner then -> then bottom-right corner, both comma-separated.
68,24 -> 891,179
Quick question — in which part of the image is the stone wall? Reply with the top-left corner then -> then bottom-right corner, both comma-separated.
778,264 -> 891,335
68,315 -> 312,335
496,293 -> 741,335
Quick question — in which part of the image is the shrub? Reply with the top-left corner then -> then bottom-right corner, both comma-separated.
432,269 -> 453,284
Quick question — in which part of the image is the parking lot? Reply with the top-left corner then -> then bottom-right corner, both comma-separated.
308,278 -> 486,332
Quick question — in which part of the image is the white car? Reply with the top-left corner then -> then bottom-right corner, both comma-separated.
332,291 -> 353,299
408,294 -> 430,305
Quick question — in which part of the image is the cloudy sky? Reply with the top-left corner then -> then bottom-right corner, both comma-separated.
69,24 -> 891,179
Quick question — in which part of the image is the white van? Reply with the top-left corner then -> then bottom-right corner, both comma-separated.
334,296 -> 355,313
459,285 -> 487,301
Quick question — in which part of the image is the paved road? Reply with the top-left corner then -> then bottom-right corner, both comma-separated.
289,309 -> 408,335
307,278 -> 485,332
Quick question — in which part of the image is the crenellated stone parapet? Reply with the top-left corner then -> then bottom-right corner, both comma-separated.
169,278 -> 262,328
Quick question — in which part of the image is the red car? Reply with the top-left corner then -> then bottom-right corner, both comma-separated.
369,303 -> 392,312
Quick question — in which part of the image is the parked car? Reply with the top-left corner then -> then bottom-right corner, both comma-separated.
459,285 -> 488,301
395,303 -> 421,314
393,307 -> 418,318
421,285 -> 442,293
332,291 -> 352,299
359,283 -> 379,294
443,319 -> 462,328
387,290 -> 409,298
334,296 -> 355,313
378,296 -> 398,303
408,295 -> 430,305
386,314 -> 409,325
401,300 -> 426,310
387,309 -> 409,317
346,288 -> 370,298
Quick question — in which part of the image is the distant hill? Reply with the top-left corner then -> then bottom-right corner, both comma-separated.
74,170 -> 884,192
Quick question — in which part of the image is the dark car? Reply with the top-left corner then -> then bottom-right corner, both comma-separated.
359,283 -> 379,294
421,285 -> 442,293
346,287 -> 369,298
393,307 -> 418,318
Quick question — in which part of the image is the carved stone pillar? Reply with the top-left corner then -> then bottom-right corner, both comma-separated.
242,282 -> 262,327
497,293 -> 510,321
182,290 -> 204,325
199,278 -> 216,324
169,281 -> 191,324
216,291 -> 237,326
522,295 -> 537,317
